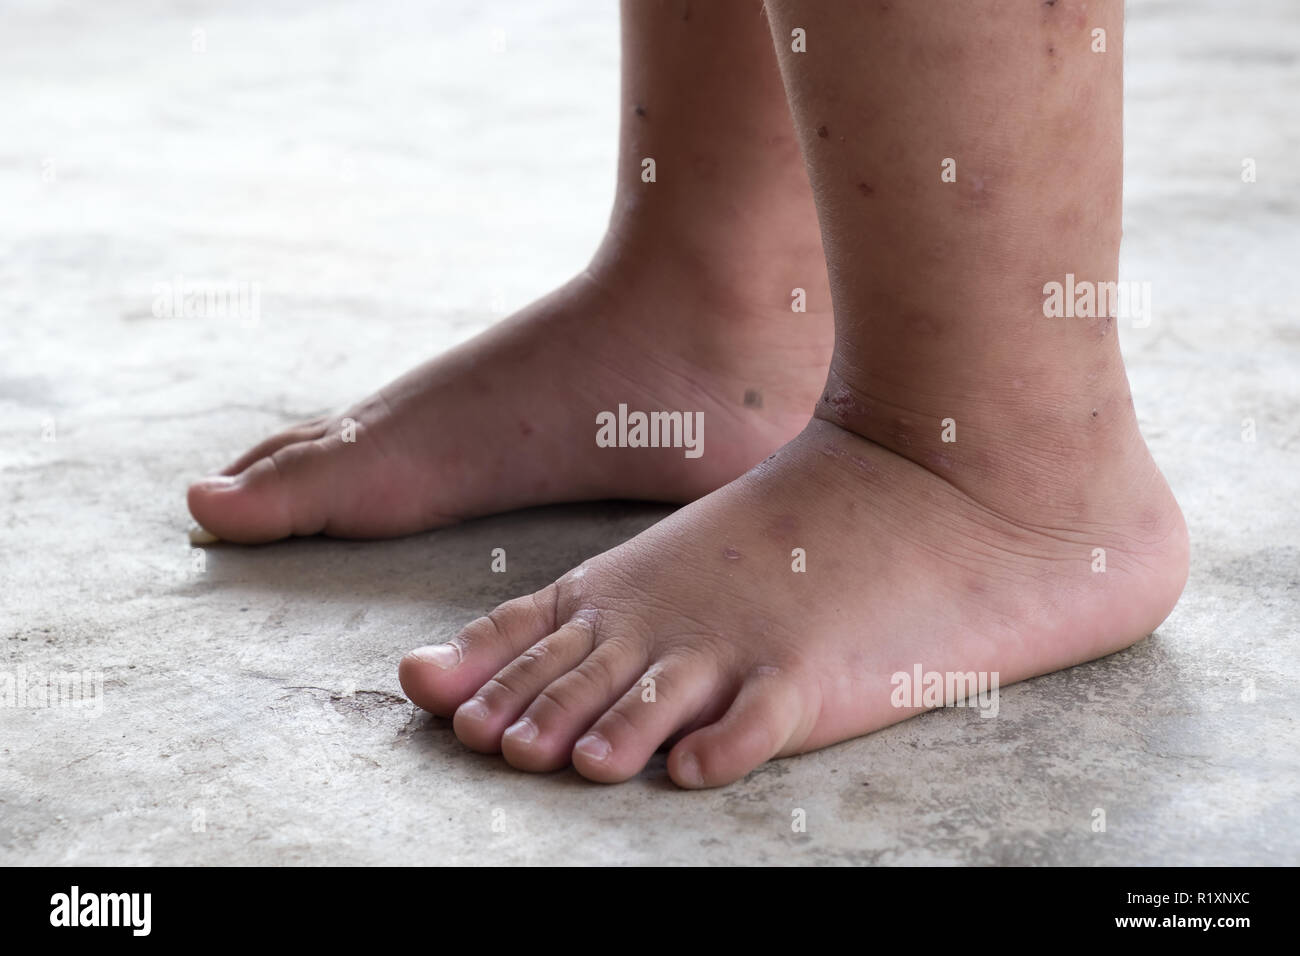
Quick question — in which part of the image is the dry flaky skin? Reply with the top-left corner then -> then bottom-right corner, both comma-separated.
188,525 -> 221,546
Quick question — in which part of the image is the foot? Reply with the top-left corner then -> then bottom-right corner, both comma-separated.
399,411 -> 1187,788
187,246 -> 833,542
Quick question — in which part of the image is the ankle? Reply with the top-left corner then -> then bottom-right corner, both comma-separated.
813,366 -> 1183,541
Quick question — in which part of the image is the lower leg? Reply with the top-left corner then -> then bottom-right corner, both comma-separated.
188,0 -> 831,542
774,0 -> 1160,527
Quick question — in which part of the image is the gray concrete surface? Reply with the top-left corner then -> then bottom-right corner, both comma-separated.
2,0 -> 1297,865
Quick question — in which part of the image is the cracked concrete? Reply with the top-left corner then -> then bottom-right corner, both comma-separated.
2,0 -> 1297,865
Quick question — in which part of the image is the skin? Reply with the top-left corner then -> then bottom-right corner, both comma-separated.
194,0 -> 1189,788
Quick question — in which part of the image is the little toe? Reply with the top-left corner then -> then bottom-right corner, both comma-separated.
667,667 -> 805,789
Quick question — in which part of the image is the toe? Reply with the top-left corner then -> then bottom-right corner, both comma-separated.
216,418 -> 329,478
453,613 -> 596,752
186,438 -> 336,544
571,653 -> 719,784
667,666 -> 805,789
399,586 -> 558,718
501,624 -> 648,773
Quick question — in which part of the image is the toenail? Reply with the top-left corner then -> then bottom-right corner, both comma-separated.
196,475 -> 238,490
458,697 -> 488,720
504,718 -> 538,743
407,643 -> 461,669
676,752 -> 703,788
187,524 -> 220,546
574,733 -> 610,762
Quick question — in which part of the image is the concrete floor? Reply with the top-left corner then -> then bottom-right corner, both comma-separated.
2,0 -> 1297,865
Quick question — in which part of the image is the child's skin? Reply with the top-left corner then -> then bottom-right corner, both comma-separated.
190,0 -> 1188,788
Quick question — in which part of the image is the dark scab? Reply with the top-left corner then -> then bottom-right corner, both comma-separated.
1091,409 -> 1099,418
857,181 -> 875,197
1047,45 -> 1055,56
635,104 -> 647,118
723,547 -> 742,561
743,388 -> 763,409
1044,0 -> 1057,6
827,388 -> 858,413
817,125 -> 829,138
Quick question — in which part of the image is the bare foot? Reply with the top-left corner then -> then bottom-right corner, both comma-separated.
188,0 -> 834,544
187,245 -> 833,542
398,410 -> 1187,788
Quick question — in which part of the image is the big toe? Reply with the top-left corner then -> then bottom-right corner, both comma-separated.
399,588 -> 559,718
187,440 -> 335,544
